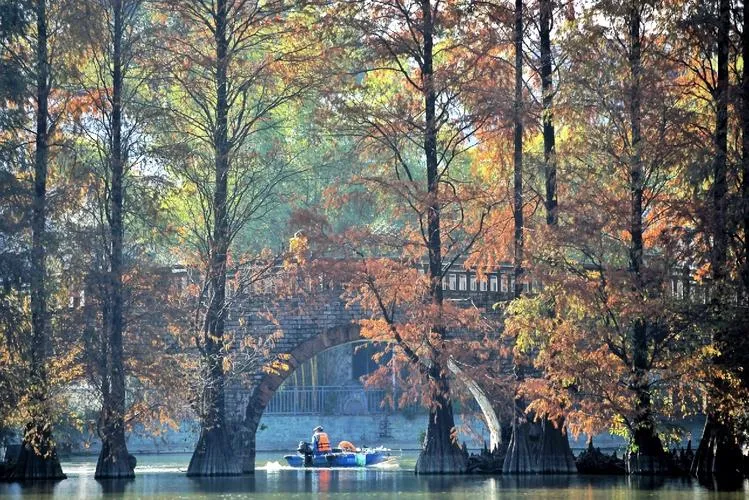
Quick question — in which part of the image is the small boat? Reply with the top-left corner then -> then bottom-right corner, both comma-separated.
284,441 -> 396,468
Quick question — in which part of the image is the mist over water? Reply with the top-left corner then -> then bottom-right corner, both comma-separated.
0,452 -> 746,499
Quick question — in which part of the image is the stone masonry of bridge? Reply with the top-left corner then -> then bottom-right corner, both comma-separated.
222,272 -> 511,473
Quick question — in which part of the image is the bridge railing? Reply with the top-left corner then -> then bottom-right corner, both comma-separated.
264,385 -> 390,416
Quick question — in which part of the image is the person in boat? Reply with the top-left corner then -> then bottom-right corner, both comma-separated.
311,425 -> 331,454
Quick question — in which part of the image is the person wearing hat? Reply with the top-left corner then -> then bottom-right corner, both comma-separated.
311,425 -> 331,454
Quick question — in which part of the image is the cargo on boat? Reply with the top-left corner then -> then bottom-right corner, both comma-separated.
284,441 -> 396,468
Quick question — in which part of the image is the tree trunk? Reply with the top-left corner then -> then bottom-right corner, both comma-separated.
691,415 -> 743,481
503,402 -> 541,473
9,0 -> 65,480
412,0 -> 464,474
422,0 -> 441,312
95,0 -> 133,479
627,3 -> 644,286
504,0 -> 539,474
415,370 -> 467,474
536,0 -> 576,473
692,0 -> 744,480
624,4 -> 667,475
540,0 -> 556,226
7,425 -> 65,481
513,0 -> 524,300
188,425 -> 241,477
743,0 -> 749,302
187,0 -> 241,476
711,0 -> 729,288
536,418 -> 577,473
241,400 -> 263,473
626,379 -> 668,474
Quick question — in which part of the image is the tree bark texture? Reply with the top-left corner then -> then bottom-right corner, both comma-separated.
188,426 -> 241,477
625,3 -> 667,475
743,0 -> 749,301
187,0 -> 241,476
692,0 -> 744,481
502,403 -> 541,474
536,0 -> 576,473
10,0 -> 65,480
692,416 -> 744,481
95,0 -> 133,479
7,425 -> 65,481
540,0 -> 557,225
415,369 -> 467,474
413,0 -> 465,474
512,0 -> 524,300
536,418 -> 577,473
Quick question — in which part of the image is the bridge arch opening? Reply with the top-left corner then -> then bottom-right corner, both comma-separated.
239,324 -> 502,472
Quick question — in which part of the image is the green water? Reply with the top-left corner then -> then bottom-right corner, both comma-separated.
0,452 -> 746,499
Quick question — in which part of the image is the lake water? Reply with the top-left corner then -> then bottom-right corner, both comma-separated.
1,452 -> 747,499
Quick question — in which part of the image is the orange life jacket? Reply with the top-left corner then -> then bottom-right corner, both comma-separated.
314,431 -> 331,453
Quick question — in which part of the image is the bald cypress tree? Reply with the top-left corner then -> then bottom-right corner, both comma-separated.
6,0 -> 65,480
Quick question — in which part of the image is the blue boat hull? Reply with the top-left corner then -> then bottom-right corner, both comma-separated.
284,449 -> 393,468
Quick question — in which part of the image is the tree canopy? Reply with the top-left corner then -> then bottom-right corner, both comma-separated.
0,0 -> 748,482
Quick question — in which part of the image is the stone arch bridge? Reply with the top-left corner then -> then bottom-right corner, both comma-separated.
222,266 -> 518,473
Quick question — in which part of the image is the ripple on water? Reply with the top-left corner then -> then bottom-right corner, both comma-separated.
0,453 -> 746,499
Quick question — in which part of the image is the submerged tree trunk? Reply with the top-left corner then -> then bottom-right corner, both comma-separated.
241,399 -> 263,473
627,387 -> 668,474
692,416 -> 743,481
503,0 -> 539,474
692,0 -> 744,480
502,403 -> 540,474
187,269 -> 242,478
625,3 -> 667,475
186,232 -> 241,477
10,0 -> 65,481
8,425 -> 65,480
95,0 -> 133,479
188,425 -> 240,477
535,0 -> 576,473
411,0 -> 465,475
187,0 -> 241,477
536,418 -> 577,473
415,370 -> 467,474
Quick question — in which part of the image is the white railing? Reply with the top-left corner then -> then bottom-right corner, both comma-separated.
264,385 -> 389,415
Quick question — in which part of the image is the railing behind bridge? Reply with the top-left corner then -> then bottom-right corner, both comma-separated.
265,386 -> 389,416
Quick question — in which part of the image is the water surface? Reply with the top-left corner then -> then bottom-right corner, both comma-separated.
1,452 -> 746,499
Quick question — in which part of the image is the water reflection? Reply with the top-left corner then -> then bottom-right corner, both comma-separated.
1,463 -> 747,498
4,479 -> 63,498
96,477 -> 134,495
499,474 -> 577,490
187,475 -> 258,495
697,474 -> 747,492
